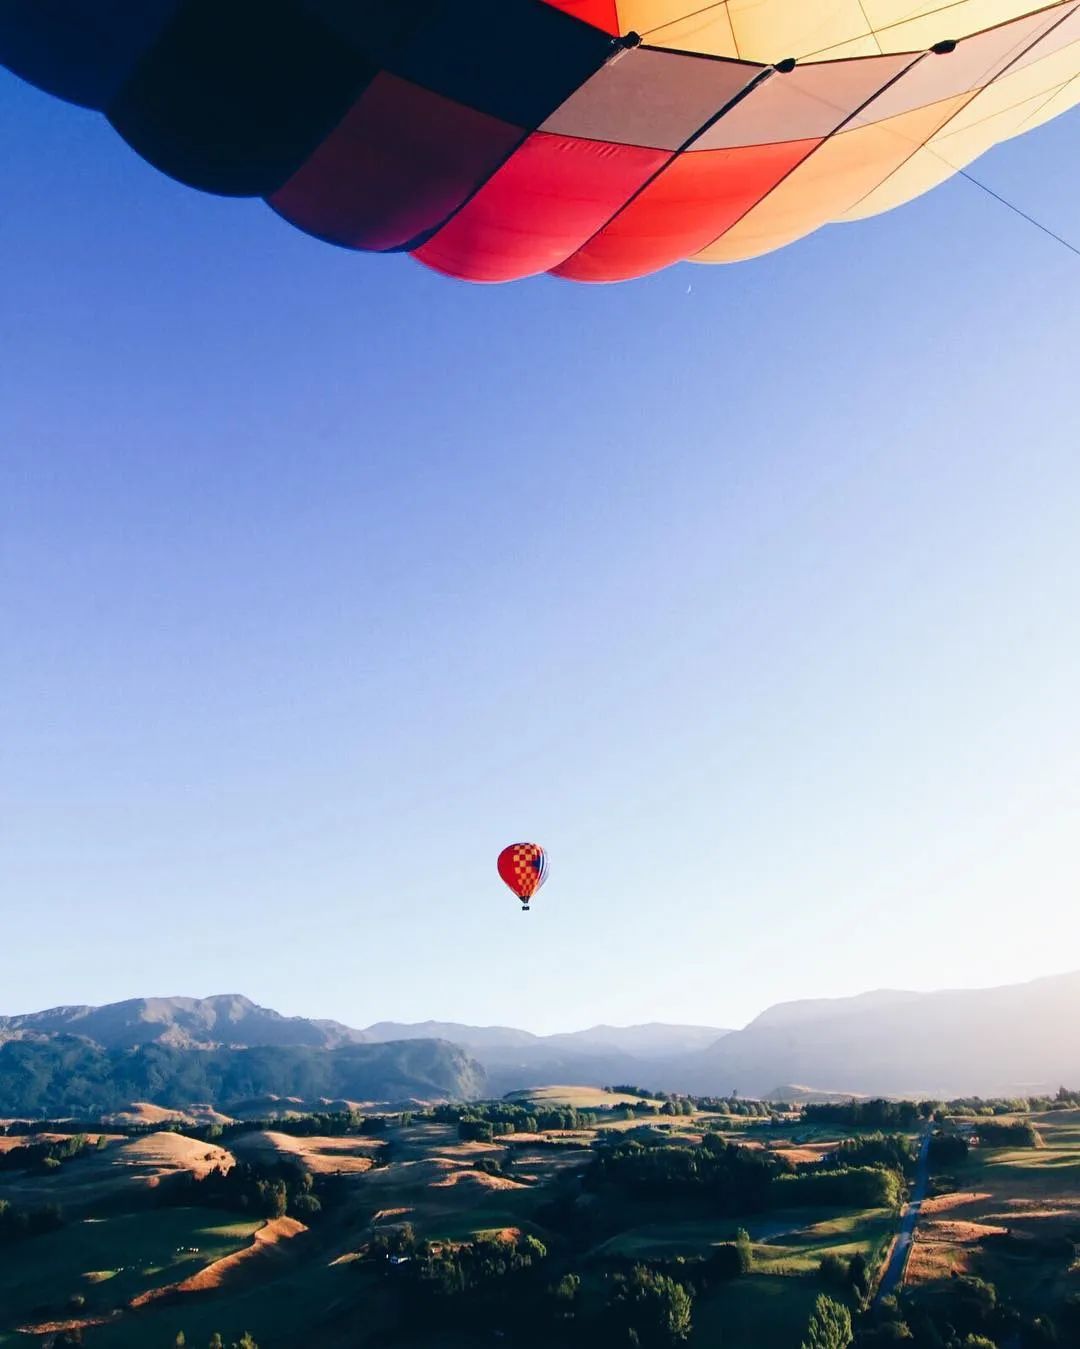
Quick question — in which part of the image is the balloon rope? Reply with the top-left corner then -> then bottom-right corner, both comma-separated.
954,166 -> 1080,259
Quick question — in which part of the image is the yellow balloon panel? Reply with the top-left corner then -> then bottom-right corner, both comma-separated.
861,0 -> 1069,52
615,0 -> 740,57
842,34 -> 1080,219
617,0 -> 1074,60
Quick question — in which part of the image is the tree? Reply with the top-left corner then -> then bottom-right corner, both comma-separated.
873,1323 -> 914,1343
819,1253 -> 847,1287
735,1227 -> 754,1274
290,1192 -> 321,1221
801,1294 -> 854,1349
208,1337 -> 223,1349
175,1335 -> 186,1349
608,1266 -> 693,1347
848,1252 -> 870,1299
548,1272 -> 581,1321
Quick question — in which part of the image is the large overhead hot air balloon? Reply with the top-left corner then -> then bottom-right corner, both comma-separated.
2,1 -> 1078,282
497,843 -> 548,911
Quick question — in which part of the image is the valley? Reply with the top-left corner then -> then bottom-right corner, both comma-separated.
2,1088 -> 1077,1347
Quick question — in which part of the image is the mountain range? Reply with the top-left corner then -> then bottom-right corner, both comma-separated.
677,972 -> 1080,1099
361,1020 -> 732,1095
2,972 -> 1078,1116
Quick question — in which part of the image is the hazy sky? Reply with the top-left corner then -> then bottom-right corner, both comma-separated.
3,70 -> 1080,1035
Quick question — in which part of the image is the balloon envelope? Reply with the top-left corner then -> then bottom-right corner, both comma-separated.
3,0 -> 1080,281
497,843 -> 549,905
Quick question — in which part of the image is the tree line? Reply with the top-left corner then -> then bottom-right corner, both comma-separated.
585,1133 -> 904,1214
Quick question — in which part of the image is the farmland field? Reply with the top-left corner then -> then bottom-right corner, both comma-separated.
3,1097 -> 1078,1348
0,1209 -> 261,1340
908,1108 -> 1080,1313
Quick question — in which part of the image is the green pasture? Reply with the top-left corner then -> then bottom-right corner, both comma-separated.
591,1205 -> 893,1277
0,1209 -> 260,1332
86,1259 -> 388,1349
752,1208 -> 894,1276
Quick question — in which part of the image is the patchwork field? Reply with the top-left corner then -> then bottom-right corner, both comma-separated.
3,1099 -> 1076,1348
908,1109 -> 1080,1311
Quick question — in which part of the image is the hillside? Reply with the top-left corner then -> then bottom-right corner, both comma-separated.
673,972 -> 1080,1098
0,1038 -> 485,1116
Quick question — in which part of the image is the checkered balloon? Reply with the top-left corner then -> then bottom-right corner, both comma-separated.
497,843 -> 549,910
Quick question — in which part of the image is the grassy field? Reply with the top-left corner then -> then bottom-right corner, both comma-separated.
909,1110 -> 1080,1308
752,1207 -> 894,1276
0,1208 -> 261,1338
10,1100 -> 1078,1343
503,1085 -> 664,1109
86,1258 -> 389,1349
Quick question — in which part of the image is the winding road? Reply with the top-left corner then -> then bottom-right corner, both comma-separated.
875,1129 -> 932,1304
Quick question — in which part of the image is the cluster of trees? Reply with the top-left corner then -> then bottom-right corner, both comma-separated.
435,1101 -> 600,1137
774,1166 -> 903,1210
0,1198 -> 64,1244
606,1087 -> 781,1118
934,1088 -> 1080,1116
804,1101 -> 925,1129
193,1111 -> 390,1143
927,1131 -> 970,1166
859,1274 -> 1080,1346
587,1133 -> 904,1214
161,1161 -> 325,1221
609,1089 -> 782,1117
831,1133 -> 915,1172
372,1227 -> 701,1348
973,1120 -> 1040,1148
370,1230 -> 556,1338
0,1131 -> 106,1174
585,1134 -> 785,1213
697,1098 -> 779,1118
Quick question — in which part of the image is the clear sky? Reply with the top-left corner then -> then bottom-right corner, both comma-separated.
3,68 -> 1080,1035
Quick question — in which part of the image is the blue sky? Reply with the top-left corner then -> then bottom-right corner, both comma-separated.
3,69 -> 1080,1034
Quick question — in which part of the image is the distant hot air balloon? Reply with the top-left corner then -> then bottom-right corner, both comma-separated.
497,843 -> 548,912
2,1 -> 1079,283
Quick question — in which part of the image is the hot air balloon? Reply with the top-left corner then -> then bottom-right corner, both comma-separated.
497,843 -> 548,911
2,1 -> 1079,282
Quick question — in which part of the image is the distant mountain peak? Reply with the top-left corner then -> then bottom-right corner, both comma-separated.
0,994 -> 366,1052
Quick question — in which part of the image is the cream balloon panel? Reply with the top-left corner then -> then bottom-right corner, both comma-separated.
681,5 -> 1080,264
692,95 -> 972,260
842,34 -> 1080,218
618,0 -> 1073,60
